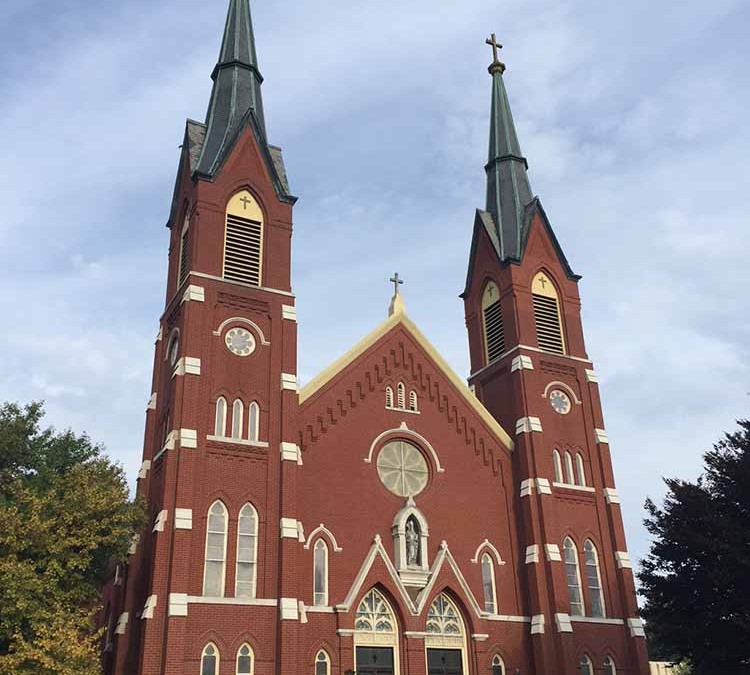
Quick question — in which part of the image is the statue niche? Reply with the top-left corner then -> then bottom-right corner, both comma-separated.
392,499 -> 430,588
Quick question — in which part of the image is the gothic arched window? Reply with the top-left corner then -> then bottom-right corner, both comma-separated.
553,449 -> 563,483
201,643 -> 219,675
236,644 -> 253,675
203,501 -> 228,596
579,654 -> 593,675
232,399 -> 244,439
482,281 -> 505,364
315,650 -> 331,675
215,397 -> 227,437
224,190 -> 264,287
178,213 -> 190,288
481,553 -> 497,614
603,656 -> 616,675
584,539 -> 605,617
236,504 -> 258,598
575,453 -> 586,486
491,655 -> 505,675
563,537 -> 584,616
313,539 -> 329,606
248,401 -> 260,442
564,451 -> 575,485
409,390 -> 418,412
426,594 -> 463,636
355,589 -> 396,633
532,271 -> 565,355
397,382 -> 406,409
385,386 -> 394,408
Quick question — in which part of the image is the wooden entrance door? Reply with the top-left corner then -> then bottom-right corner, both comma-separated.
356,647 -> 394,675
427,648 -> 463,675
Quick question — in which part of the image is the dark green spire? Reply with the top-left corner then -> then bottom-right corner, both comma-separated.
196,0 -> 266,177
484,37 -> 533,261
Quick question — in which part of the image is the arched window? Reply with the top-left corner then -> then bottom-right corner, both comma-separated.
531,272 -> 565,355
481,553 -> 497,614
575,453 -> 586,486
178,214 -> 190,287
482,281 -> 505,364
385,386 -> 394,408
355,589 -> 396,633
584,539 -> 605,617
579,654 -> 593,675
236,504 -> 258,598
201,643 -> 219,675
315,650 -> 331,675
313,539 -> 329,606
215,397 -> 227,437
491,655 -> 505,675
203,501 -> 228,597
409,390 -> 418,412
426,594 -> 463,636
236,644 -> 253,675
564,451 -> 575,485
553,449 -> 563,483
397,382 -> 406,409
563,537 -> 584,616
603,656 -> 616,675
232,399 -> 244,439
224,190 -> 263,287
248,401 -> 260,442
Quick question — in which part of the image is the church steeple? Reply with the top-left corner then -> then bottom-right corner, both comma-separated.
195,0 -> 267,177
484,35 -> 533,262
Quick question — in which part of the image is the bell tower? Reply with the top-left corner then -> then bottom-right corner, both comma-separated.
462,36 -> 650,675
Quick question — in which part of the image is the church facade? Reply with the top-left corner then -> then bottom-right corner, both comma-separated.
102,2 -> 650,674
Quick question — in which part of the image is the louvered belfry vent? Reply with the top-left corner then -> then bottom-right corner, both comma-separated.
533,293 -> 564,354
178,229 -> 190,287
224,213 -> 262,286
483,300 -> 505,363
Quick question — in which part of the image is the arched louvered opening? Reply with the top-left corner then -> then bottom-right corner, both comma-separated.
482,281 -> 505,364
201,643 -> 219,675
248,401 -> 260,442
409,390 -> 418,412
385,386 -> 394,408
584,540 -> 605,617
313,539 -> 329,606
553,449 -> 563,483
215,397 -> 227,437
203,501 -> 228,596
232,399 -> 244,439
575,453 -> 586,486
236,644 -> 253,675
532,272 -> 565,354
224,190 -> 264,286
397,383 -> 406,409
481,553 -> 497,614
236,504 -> 258,598
315,650 -> 331,675
178,213 -> 190,288
563,537 -> 584,616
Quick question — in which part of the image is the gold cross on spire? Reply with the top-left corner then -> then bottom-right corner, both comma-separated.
486,33 -> 506,75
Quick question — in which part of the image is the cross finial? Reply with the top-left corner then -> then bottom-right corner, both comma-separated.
390,273 -> 404,296
388,273 -> 406,317
486,33 -> 506,75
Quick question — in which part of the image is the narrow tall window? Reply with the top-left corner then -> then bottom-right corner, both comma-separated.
248,401 -> 260,442
236,504 -> 258,598
491,655 -> 505,675
397,382 -> 406,409
178,214 -> 190,287
532,272 -> 565,354
584,539 -> 605,617
313,539 -> 329,606
564,451 -> 575,484
237,644 -> 253,675
201,644 -> 219,675
563,537 -> 584,616
553,450 -> 563,483
232,399 -> 244,439
215,397 -> 227,437
575,453 -> 586,486
481,553 -> 497,614
385,386 -> 394,408
224,191 -> 264,286
409,390 -> 418,412
203,501 -> 228,596
315,650 -> 331,675
482,281 -> 505,364
579,655 -> 593,675
603,656 -> 616,675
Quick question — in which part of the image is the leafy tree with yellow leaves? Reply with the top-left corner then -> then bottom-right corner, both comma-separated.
0,402 -> 144,675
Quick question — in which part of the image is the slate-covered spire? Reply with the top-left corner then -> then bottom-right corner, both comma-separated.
484,36 -> 533,261
196,0 -> 267,177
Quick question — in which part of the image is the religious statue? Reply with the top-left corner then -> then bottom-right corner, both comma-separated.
406,518 -> 419,566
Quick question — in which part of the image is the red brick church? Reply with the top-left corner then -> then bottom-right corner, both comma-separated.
102,2 -> 650,674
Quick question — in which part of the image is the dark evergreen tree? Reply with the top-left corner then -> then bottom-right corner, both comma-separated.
639,420 -> 750,675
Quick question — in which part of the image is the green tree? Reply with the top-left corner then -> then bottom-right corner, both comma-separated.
639,420 -> 750,675
0,402 -> 144,675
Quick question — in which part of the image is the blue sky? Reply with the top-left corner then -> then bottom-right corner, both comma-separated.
1,0 -> 748,571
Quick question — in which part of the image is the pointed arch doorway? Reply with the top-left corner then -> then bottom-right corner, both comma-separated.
354,589 -> 399,675
424,594 -> 468,675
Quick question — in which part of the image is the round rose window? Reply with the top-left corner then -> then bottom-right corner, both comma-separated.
376,440 -> 429,498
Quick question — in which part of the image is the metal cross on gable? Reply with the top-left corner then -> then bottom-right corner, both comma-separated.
390,273 -> 405,295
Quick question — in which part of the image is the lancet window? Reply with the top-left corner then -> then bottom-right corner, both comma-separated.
355,589 -> 396,633
532,272 -> 565,354
584,539 -> 605,617
203,501 -> 228,596
426,594 -> 463,636
481,553 -> 497,614
563,537 -> 584,616
315,651 -> 331,675
579,655 -> 594,675
603,656 -> 616,675
482,281 -> 505,364
224,191 -> 263,287
236,644 -> 253,675
491,655 -> 505,675
201,643 -> 219,675
313,539 -> 329,606
236,504 -> 258,598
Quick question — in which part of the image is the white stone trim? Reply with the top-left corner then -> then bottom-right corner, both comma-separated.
179,429 -> 198,449
147,393 -> 157,411
471,633 -> 490,641
615,551 -> 632,569
305,606 -> 336,613
281,373 -> 298,392
168,593 -> 189,617
365,423 -> 445,473
525,545 -> 540,564
191,271 -> 295,299
280,442 -> 302,464
483,614 -> 531,623
174,508 -> 193,530
173,357 -> 201,377
304,524 -> 343,552
519,479 -> 534,498
205,435 -> 269,449
604,488 -> 621,504
555,613 -> 573,633
181,285 -> 205,304
544,544 -> 562,562
142,595 -> 157,620
542,381 -> 582,405
280,518 -> 301,539
570,616 -> 624,625
153,510 -> 168,533
212,316 -> 271,345
516,417 -> 543,434
187,596 -> 277,606
155,327 -> 163,342
628,617 -> 646,637
470,345 -> 593,379
280,598 -> 299,621
585,369 -> 599,383
470,539 -> 505,565
115,612 -> 129,635
595,428 -> 609,444
511,355 -> 534,372
536,478 -> 552,494
282,305 -> 298,322
552,482 -> 596,493
137,460 -> 151,480
520,478 -> 552,497
530,614 -> 545,634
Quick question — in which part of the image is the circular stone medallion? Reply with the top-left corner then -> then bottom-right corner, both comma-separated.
549,389 -> 572,415
376,440 -> 429,498
225,327 -> 256,357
